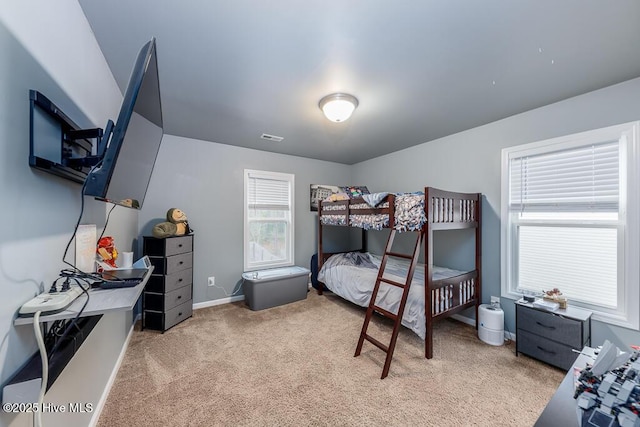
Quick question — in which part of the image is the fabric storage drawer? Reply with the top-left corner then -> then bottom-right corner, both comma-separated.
166,252 -> 192,274
516,329 -> 578,371
516,305 -> 582,348
145,268 -> 192,293
143,235 -> 193,257
144,285 -> 192,312
144,300 -> 193,331
149,252 -> 193,275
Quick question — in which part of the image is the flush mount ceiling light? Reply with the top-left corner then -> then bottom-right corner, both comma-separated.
319,93 -> 359,123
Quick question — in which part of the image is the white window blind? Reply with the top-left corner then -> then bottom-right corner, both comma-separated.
244,170 -> 294,271
247,173 -> 291,210
517,225 -> 618,308
509,140 -> 619,212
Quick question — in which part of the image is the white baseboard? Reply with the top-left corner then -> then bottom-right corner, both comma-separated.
451,313 -> 517,342
89,320 -> 137,427
451,313 -> 475,326
193,295 -> 245,310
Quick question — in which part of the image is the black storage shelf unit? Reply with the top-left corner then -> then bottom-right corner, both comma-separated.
142,235 -> 194,332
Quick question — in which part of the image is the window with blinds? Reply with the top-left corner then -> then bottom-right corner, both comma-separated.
501,122 -> 640,329
244,170 -> 294,270
509,141 -> 619,213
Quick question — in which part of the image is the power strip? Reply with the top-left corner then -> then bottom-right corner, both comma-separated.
19,286 -> 84,316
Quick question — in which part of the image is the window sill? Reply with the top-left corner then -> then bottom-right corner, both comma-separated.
502,292 -> 639,331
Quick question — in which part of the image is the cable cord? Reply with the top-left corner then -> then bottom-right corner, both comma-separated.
60,170 -> 91,271
33,311 -> 47,427
211,280 -> 243,298
29,163 -> 106,426
97,203 -> 117,243
504,322 -> 515,351
47,280 -> 91,359
60,161 -> 113,272
47,165 -> 103,361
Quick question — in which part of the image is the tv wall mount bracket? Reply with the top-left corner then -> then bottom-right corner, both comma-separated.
29,90 -> 113,184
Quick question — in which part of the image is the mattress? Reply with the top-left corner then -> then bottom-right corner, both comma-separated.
317,252 -> 464,339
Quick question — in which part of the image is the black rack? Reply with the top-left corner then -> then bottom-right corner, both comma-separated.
28,90 -> 111,183
1,315 -> 101,403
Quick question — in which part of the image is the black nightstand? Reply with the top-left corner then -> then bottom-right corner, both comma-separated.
515,301 -> 591,370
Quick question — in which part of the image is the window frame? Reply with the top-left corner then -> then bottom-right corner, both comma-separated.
243,169 -> 295,272
500,122 -> 640,329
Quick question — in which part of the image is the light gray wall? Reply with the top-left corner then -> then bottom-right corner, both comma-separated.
352,76 -> 640,350
0,4 -> 139,426
139,135 -> 353,303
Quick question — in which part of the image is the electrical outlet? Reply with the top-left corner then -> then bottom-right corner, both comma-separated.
490,296 -> 500,305
208,276 -> 215,287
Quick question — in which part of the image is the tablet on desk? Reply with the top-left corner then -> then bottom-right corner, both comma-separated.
100,268 -> 148,281
99,269 -> 148,288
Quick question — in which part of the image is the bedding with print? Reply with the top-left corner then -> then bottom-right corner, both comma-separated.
318,252 -> 463,339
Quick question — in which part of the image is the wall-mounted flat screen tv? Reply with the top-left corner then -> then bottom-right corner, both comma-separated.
83,37 -> 163,209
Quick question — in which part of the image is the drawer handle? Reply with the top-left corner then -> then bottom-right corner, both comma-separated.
178,244 -> 183,248
177,295 -> 182,300
535,321 -> 556,330
179,261 -> 184,265
536,346 -> 556,355
178,278 -> 183,282
178,312 -> 182,316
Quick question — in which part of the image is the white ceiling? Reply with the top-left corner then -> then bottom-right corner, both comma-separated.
78,1 -> 640,165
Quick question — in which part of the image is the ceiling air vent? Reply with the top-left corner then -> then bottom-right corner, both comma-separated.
260,133 -> 284,142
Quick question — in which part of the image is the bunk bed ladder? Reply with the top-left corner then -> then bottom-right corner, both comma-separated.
354,228 -> 423,379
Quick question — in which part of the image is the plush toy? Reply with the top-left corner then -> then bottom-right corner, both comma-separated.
325,192 -> 350,202
152,208 -> 193,238
120,198 -> 140,209
97,236 -> 118,268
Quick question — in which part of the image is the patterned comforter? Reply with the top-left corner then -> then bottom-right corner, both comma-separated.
320,192 -> 427,232
318,252 -> 464,339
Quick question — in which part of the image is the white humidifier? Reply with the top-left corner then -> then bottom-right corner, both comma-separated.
478,304 -> 504,346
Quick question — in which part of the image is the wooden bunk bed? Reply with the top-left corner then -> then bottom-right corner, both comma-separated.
316,187 -> 481,377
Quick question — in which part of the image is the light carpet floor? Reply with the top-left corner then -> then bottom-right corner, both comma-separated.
97,291 -> 564,426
